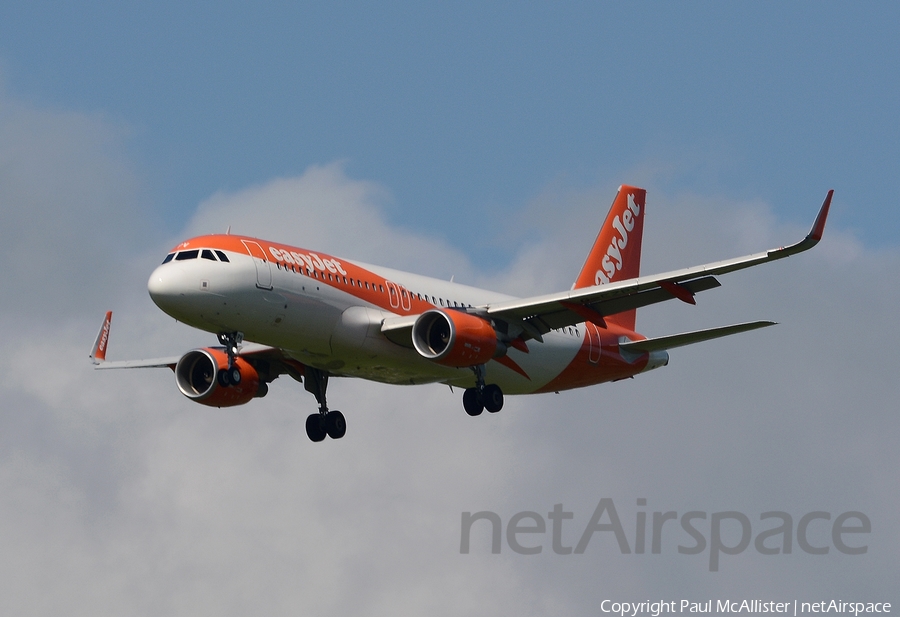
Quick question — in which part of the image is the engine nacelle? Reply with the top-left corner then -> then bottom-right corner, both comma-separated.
412,309 -> 500,367
174,348 -> 261,407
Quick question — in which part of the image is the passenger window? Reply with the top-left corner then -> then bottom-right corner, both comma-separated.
162,253 -> 174,264
214,250 -> 230,262
201,249 -> 216,261
175,250 -> 199,260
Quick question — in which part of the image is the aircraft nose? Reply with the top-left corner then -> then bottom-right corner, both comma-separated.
148,265 -> 190,313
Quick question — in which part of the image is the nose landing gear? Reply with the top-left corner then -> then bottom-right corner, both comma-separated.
216,331 -> 244,386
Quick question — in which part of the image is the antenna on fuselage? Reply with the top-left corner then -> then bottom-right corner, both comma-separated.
225,226 -> 231,235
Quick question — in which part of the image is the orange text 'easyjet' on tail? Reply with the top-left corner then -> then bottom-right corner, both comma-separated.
573,185 -> 646,330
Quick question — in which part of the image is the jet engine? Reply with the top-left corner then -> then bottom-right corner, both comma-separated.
174,348 -> 262,407
412,309 -> 502,367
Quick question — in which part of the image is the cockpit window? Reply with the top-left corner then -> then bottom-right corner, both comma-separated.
201,249 -> 216,261
214,250 -> 229,262
162,253 -> 175,264
175,250 -> 199,261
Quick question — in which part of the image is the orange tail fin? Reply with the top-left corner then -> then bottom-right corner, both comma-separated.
573,185 -> 646,331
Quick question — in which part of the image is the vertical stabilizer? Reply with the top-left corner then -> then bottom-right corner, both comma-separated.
572,185 -> 646,330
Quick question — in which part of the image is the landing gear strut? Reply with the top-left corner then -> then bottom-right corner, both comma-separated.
216,331 -> 244,386
303,366 -> 346,442
462,364 -> 504,416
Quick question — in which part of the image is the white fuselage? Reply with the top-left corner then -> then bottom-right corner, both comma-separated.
148,238 -> 596,395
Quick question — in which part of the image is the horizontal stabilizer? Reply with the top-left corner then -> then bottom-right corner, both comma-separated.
619,320 -> 776,354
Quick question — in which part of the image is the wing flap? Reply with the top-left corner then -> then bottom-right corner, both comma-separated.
584,276 -> 720,320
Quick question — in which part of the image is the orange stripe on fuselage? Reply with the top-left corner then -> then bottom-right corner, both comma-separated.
534,322 -> 649,393
174,234 -> 435,316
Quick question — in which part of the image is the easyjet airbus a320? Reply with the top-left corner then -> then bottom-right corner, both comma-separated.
91,187 -> 832,442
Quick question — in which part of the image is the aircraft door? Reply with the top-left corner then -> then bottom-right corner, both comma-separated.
386,281 -> 401,310
241,240 -> 273,290
586,323 -> 602,364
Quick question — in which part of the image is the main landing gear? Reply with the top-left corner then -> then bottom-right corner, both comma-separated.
462,364 -> 504,416
217,331 -> 243,386
303,366 -> 346,442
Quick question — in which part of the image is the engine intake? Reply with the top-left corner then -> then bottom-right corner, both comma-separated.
412,309 -> 500,367
175,348 -> 261,407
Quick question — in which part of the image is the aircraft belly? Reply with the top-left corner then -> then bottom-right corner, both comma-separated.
233,266 -> 590,393
235,273 -> 350,356
292,315 -> 585,392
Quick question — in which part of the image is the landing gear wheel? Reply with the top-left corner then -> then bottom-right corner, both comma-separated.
217,366 -> 241,387
463,388 -> 484,416
483,384 -> 504,413
306,414 -> 327,442
303,367 -> 349,442
216,331 -> 244,388
325,410 -> 347,439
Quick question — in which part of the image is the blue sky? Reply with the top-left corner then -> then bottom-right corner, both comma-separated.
2,2 -> 897,258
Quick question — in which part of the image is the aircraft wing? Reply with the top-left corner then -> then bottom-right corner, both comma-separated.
91,343 -> 284,370
90,310 -> 293,373
93,357 -> 182,370
482,190 -> 832,339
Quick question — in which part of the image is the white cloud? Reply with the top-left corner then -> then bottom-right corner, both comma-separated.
0,94 -> 896,613
0,94 -> 158,319
184,164 -> 478,284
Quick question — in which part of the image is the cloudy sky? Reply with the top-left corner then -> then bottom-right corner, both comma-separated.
1,3 -> 898,615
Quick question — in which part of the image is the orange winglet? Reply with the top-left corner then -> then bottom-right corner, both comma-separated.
90,311 -> 113,363
809,189 -> 833,242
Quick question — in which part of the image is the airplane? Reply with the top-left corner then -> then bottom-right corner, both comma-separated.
91,186 -> 832,442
